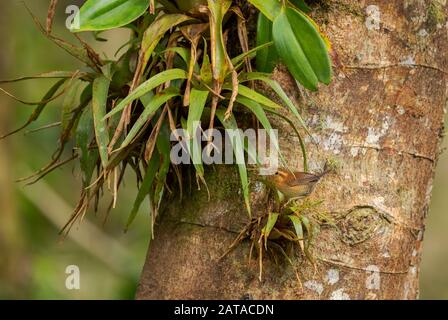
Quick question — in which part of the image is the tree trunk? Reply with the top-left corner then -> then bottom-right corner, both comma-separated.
136,0 -> 447,300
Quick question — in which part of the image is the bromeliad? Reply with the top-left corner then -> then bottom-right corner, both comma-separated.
0,0 -> 333,236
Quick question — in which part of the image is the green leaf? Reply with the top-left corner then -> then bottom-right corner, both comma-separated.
104,69 -> 187,119
0,71 -> 84,84
139,14 -> 194,76
215,109 -> 251,217
262,106 -> 308,172
184,89 -> 209,180
111,51 -> 134,88
49,37 -> 98,69
25,6 -> 99,69
42,80 -> 67,107
61,80 -> 82,135
231,41 -> 274,67
153,120 -> 171,212
288,215 -> 304,240
92,75 -> 112,169
1,79 -> 66,139
125,154 -> 160,232
256,14 -> 278,73
240,72 -> 312,138
180,118 -> 205,179
289,0 -> 312,13
119,89 -> 179,149
187,89 -> 209,137
247,0 -> 282,21
76,104 -> 99,188
300,215 -> 312,240
100,63 -> 115,80
206,0 -> 232,83
200,42 -> 213,85
262,212 -> 279,248
73,0 -> 150,32
223,84 -> 281,109
235,96 -> 283,164
273,6 -> 332,90
161,47 -> 200,76
140,91 -> 155,107
161,47 -> 191,67
300,215 -> 315,262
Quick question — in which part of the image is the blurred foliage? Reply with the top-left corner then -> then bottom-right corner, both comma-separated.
421,134 -> 448,300
0,0 -> 446,300
0,0 -> 150,299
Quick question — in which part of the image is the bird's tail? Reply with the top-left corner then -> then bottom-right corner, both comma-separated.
319,160 -> 334,178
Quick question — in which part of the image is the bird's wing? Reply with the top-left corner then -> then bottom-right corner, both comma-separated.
286,173 -> 320,186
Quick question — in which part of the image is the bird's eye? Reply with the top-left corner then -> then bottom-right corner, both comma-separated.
274,172 -> 279,176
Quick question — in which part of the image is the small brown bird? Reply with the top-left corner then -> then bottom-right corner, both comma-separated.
266,168 -> 328,201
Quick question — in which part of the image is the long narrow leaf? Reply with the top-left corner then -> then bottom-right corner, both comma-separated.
187,89 -> 209,137
215,109 -> 251,216
222,84 -> 281,109
137,14 -> 193,80
76,105 -> 99,188
256,14 -> 278,73
61,80 -> 82,135
300,215 -> 315,262
247,0 -> 282,21
92,75 -> 112,168
235,96 -> 284,165
231,41 -> 274,67
289,0 -> 312,13
262,212 -> 279,248
0,71 -> 84,84
288,215 -> 304,240
104,69 -> 187,119
240,72 -> 312,138
1,79 -> 66,139
180,118 -> 205,179
264,108 -> 308,172
161,47 -> 191,67
200,40 -> 213,85
125,155 -> 160,232
185,89 -> 209,182
119,89 -> 179,149
153,120 -> 171,214
207,0 -> 232,82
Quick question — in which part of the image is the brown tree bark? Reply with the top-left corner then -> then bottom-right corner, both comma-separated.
136,0 -> 447,300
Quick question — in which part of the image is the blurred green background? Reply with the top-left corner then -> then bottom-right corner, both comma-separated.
0,0 -> 150,300
0,0 -> 446,299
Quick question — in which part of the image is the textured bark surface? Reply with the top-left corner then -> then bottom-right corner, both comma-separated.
137,0 -> 448,300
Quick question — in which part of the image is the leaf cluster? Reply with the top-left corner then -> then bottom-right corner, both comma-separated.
0,0 -> 332,236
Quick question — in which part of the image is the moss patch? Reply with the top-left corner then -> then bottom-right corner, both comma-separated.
427,1 -> 446,32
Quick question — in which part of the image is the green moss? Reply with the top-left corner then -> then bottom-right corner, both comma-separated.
311,0 -> 363,19
339,206 -> 383,245
326,157 -> 342,173
177,165 -> 243,222
337,2 -> 364,18
427,1 -> 446,32
208,165 -> 242,200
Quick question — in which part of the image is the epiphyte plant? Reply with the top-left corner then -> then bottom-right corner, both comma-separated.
0,0 -> 332,238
